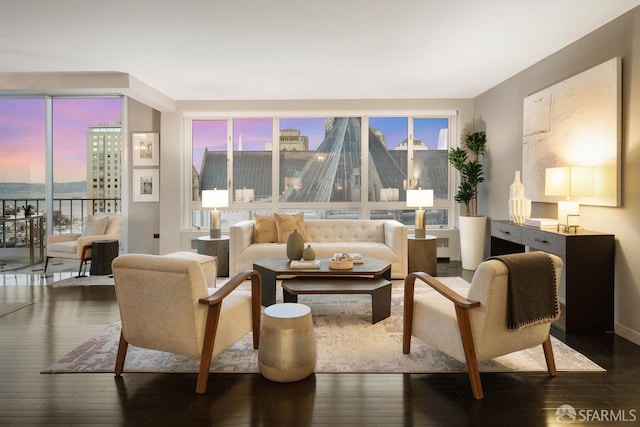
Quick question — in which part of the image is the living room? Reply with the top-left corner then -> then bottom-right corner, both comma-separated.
2,1 -> 640,425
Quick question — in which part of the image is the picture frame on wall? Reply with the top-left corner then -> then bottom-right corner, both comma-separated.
132,168 -> 159,202
132,132 -> 160,167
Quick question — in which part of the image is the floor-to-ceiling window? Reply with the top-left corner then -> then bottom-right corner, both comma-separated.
0,98 -> 46,264
52,97 -> 122,233
0,96 -> 122,267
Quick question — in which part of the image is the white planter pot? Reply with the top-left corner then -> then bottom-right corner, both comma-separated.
458,216 -> 487,271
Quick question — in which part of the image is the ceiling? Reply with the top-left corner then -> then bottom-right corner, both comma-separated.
2,0 -> 639,101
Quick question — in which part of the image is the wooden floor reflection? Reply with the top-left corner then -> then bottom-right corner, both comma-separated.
0,261 -> 639,425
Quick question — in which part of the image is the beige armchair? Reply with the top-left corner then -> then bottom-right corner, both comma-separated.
403,252 -> 563,399
111,253 -> 262,394
44,213 -> 121,275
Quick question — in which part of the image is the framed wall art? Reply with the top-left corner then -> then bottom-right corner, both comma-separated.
132,132 -> 160,167
132,168 -> 159,202
522,57 -> 621,207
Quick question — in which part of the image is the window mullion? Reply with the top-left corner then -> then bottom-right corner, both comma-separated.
360,116 -> 369,218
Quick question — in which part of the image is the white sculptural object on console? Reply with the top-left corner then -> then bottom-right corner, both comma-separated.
509,171 -> 531,224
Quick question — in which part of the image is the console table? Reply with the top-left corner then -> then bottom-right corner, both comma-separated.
490,220 -> 614,333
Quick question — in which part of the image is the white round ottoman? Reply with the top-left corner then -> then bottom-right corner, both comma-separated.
258,303 -> 316,382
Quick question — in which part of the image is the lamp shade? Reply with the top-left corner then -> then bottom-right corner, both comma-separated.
545,167 -> 571,196
406,188 -> 434,208
570,166 -> 595,197
545,166 -> 594,197
202,189 -> 228,208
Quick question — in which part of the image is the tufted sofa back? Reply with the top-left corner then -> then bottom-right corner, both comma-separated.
304,220 -> 385,243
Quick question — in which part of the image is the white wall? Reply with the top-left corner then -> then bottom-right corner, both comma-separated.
127,98 -> 162,254
474,9 -> 640,344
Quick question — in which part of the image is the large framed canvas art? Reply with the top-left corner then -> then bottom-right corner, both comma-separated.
522,57 -> 621,207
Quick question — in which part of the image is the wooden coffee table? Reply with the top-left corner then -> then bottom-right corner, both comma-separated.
253,257 -> 392,307
282,277 -> 392,323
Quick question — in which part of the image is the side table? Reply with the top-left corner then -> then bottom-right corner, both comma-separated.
408,234 -> 437,276
90,239 -> 119,276
197,236 -> 229,277
258,303 -> 316,382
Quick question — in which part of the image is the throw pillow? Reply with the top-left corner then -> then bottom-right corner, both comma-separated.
274,212 -> 307,243
81,215 -> 109,237
254,214 -> 278,243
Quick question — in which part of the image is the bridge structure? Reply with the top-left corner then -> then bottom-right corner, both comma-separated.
198,117 -> 447,204
280,117 -> 406,203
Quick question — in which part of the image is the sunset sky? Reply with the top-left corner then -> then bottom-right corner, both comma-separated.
0,98 -> 122,183
0,99 -> 447,184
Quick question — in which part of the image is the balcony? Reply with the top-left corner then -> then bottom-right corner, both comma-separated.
0,197 -> 120,270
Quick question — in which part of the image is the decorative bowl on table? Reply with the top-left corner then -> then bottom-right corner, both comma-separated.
329,253 -> 354,270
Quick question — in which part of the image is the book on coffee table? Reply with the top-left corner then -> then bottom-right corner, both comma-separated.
289,260 -> 321,269
349,253 -> 363,264
332,252 -> 363,264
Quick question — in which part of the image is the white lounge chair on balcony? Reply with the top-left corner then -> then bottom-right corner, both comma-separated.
44,213 -> 121,275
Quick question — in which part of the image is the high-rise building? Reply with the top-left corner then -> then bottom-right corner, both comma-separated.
86,119 -> 122,212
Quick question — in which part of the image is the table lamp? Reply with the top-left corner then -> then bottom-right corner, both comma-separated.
406,188 -> 434,238
545,166 -> 594,232
202,189 -> 228,238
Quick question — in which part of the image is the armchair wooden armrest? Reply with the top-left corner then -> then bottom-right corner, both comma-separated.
404,271 -> 480,309
200,269 -> 261,305
195,269 -> 262,394
403,272 -> 480,355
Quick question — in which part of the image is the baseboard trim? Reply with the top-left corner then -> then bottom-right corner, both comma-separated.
615,322 -> 640,346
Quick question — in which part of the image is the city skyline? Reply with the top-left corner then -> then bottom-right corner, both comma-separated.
192,116 -> 448,174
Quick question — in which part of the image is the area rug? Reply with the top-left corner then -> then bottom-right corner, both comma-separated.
0,302 -> 34,317
51,275 -> 115,287
42,277 -> 605,374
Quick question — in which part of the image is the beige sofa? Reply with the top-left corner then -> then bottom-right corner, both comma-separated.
230,219 -> 408,279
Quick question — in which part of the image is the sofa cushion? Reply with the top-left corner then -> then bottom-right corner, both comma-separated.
48,240 -> 78,254
254,214 -> 278,243
274,212 -> 307,243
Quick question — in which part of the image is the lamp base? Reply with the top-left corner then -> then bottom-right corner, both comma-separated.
557,202 -> 580,233
210,210 -> 221,238
414,209 -> 426,239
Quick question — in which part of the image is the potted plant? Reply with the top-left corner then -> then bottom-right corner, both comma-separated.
449,130 -> 487,270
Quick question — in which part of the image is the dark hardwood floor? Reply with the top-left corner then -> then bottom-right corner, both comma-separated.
1,261 -> 639,426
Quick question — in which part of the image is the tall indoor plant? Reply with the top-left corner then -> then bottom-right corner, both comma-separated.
449,130 -> 487,270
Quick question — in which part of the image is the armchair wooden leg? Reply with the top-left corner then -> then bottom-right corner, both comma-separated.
115,332 -> 128,376
455,306 -> 483,400
44,256 -> 50,272
403,275 -> 416,354
79,245 -> 91,276
196,303 -> 222,394
542,335 -> 557,377
250,273 -> 262,349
